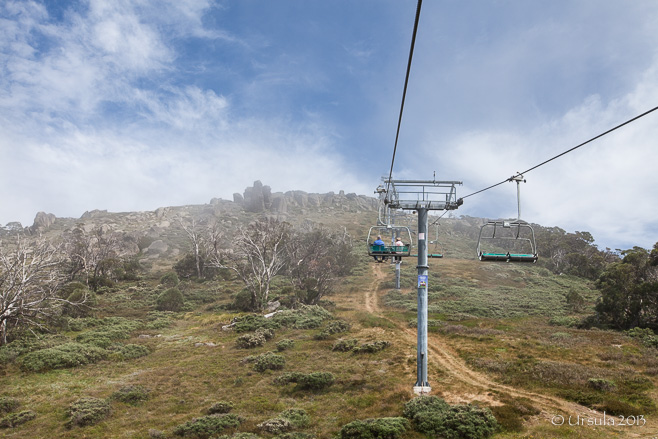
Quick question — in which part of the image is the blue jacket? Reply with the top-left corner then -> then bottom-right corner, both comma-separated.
373,239 -> 385,246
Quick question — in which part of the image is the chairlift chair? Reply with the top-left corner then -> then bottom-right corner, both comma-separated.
476,173 -> 538,263
428,222 -> 444,258
367,225 -> 412,263
476,220 -> 538,263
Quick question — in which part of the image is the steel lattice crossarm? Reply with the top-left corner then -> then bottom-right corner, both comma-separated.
384,179 -> 463,211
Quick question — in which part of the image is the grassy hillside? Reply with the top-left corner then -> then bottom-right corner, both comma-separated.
1,193 -> 656,438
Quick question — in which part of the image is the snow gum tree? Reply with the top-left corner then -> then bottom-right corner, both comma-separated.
206,218 -> 290,311
0,236 -> 86,345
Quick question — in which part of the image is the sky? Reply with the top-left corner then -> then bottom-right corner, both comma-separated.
1,0 -> 657,252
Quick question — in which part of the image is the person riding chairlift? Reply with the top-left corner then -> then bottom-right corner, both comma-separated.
373,235 -> 385,246
394,237 -> 404,262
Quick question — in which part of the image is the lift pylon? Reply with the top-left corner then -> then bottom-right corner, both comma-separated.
383,178 -> 462,394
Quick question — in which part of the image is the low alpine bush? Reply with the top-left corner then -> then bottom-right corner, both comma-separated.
236,332 -> 266,349
156,287 -> 185,312
207,401 -> 234,415
173,413 -> 243,438
0,397 -> 19,415
19,343 -> 108,372
258,417 -> 292,434
111,385 -> 150,405
0,410 -> 36,428
332,339 -> 358,352
66,397 -> 111,428
279,408 -> 310,428
253,352 -> 286,372
404,396 -> 498,439
276,339 -> 294,351
274,372 -> 335,391
352,341 -> 390,354
339,417 -> 410,439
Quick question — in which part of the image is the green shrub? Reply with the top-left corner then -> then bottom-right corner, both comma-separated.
276,339 -> 294,351
75,333 -> 113,348
548,316 -> 580,327
332,339 -> 358,352
274,433 -> 315,439
0,397 -> 19,415
207,401 -> 234,415
230,290 -> 253,312
258,418 -> 292,434
254,352 -> 286,372
271,306 -> 332,329
111,385 -> 150,405
626,327 -> 658,348
156,287 -> 185,312
74,317 -> 143,346
273,371 -> 335,391
160,272 -> 180,288
112,344 -> 150,360
234,315 -> 280,333
173,413 -> 242,438
297,372 -> 335,391
19,343 -> 108,372
339,417 -> 409,439
0,410 -> 36,428
256,327 -> 275,341
217,434 -> 261,439
62,284 -> 97,318
315,320 -> 351,340
353,341 -> 390,354
236,332 -> 266,349
587,378 -> 616,392
89,275 -> 116,291
279,408 -> 310,428
0,334 -> 70,364
403,396 -> 450,419
292,316 -> 324,329
273,372 -> 305,386
66,397 -> 111,428
412,405 -> 498,439
67,317 -> 100,332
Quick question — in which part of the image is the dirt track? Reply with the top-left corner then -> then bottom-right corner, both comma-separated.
364,263 -> 658,437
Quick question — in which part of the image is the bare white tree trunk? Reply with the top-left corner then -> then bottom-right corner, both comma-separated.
0,236 -> 86,346
178,218 -> 204,279
206,218 -> 289,311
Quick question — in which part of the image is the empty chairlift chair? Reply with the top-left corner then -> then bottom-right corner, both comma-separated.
476,220 -> 538,263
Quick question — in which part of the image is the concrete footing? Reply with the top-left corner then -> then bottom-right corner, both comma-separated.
413,386 -> 432,395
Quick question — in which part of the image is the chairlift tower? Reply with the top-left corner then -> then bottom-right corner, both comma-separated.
384,178 -> 462,394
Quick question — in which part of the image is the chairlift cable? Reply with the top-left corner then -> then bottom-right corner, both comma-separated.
430,209 -> 448,226
460,104 -> 658,201
385,0 -> 423,197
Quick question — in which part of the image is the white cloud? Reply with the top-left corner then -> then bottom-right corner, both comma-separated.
431,54 -> 658,250
0,1 -> 369,228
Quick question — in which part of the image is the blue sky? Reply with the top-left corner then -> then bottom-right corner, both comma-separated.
1,0 -> 658,251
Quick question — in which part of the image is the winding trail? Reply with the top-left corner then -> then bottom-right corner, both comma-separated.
363,263 -> 658,436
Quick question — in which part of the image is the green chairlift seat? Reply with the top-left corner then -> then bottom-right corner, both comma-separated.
476,220 -> 538,264
367,226 -> 413,262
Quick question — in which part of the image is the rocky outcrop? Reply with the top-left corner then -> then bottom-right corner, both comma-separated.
31,212 -> 56,231
233,181 -> 378,215
242,180 -> 272,213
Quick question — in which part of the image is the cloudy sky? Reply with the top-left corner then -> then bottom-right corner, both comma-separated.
1,0 -> 657,251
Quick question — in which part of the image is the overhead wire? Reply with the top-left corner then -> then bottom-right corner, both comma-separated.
385,0 -> 423,198
460,105 -> 658,200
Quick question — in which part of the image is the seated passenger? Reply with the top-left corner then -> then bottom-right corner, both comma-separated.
373,235 -> 385,246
